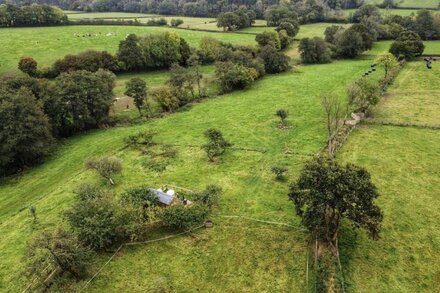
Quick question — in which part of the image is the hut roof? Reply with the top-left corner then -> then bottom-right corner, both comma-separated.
150,188 -> 175,205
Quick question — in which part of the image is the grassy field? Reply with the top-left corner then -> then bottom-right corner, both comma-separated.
0,42 -> 389,292
0,26 -> 256,75
373,61 -> 440,124
338,60 -> 440,291
67,12 -> 267,31
364,0 -> 440,8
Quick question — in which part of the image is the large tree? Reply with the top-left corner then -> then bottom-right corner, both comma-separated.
0,87 -> 53,175
117,34 -> 145,71
289,158 -> 383,253
389,30 -> 425,60
299,37 -> 332,64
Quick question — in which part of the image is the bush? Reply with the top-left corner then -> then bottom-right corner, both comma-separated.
121,186 -> 159,209
276,108 -> 289,126
255,31 -> 281,50
160,204 -> 209,230
299,37 -> 332,64
259,45 -> 291,74
150,85 -> 182,112
192,184 -> 222,209
197,37 -> 223,64
86,157 -> 122,185
276,21 -> 300,38
347,78 -> 380,112
145,18 -> 167,26
170,18 -> 184,27
18,57 -> 38,77
215,61 -> 259,93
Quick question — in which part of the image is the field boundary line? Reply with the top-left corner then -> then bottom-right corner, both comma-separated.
363,119 -> 440,130
218,214 -> 307,231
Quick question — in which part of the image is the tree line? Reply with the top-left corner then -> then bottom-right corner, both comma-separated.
298,6 -> 434,65
0,3 -> 67,26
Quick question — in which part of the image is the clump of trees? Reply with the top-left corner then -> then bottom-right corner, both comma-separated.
217,8 -> 256,31
0,3 -> 67,27
0,86 -> 54,176
299,37 -> 332,64
347,77 -> 381,112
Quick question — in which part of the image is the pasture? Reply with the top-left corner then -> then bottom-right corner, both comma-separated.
342,8 -> 433,17
0,43 -> 388,292
0,25 -> 256,75
338,62 -> 440,291
364,0 -> 440,8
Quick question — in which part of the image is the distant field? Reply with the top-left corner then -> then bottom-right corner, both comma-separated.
67,12 -> 267,31
0,26 -> 256,75
364,0 -> 440,8
296,23 -> 351,39
373,61 -> 440,124
342,8 -> 430,17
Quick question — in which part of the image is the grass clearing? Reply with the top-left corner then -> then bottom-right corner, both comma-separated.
0,25 -> 256,75
0,42 -> 388,291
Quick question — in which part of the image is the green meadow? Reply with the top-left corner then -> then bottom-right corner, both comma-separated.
0,42 -> 389,292
364,0 -> 440,8
0,25 -> 257,75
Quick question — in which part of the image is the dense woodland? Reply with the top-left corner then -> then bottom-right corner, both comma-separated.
0,3 -> 67,26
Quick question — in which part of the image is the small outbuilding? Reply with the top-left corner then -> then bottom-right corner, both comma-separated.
149,187 -> 192,207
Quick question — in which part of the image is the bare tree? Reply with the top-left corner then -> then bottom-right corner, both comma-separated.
321,93 -> 343,157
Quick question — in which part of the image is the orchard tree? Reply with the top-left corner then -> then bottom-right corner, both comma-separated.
86,157 -> 122,185
202,128 -> 232,162
124,78 -> 150,116
276,108 -> 288,126
25,228 -> 92,283
289,158 -> 383,253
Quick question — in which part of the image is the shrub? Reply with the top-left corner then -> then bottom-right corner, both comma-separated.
215,61 -> 259,93
299,37 -> 332,64
347,78 -> 380,112
170,18 -> 184,27
192,184 -> 222,209
271,165 -> 288,180
160,204 -> 209,230
256,31 -> 281,50
121,186 -> 159,209
86,157 -> 122,185
150,85 -> 181,112
276,21 -> 299,37
18,57 -> 38,77
259,45 -> 291,74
